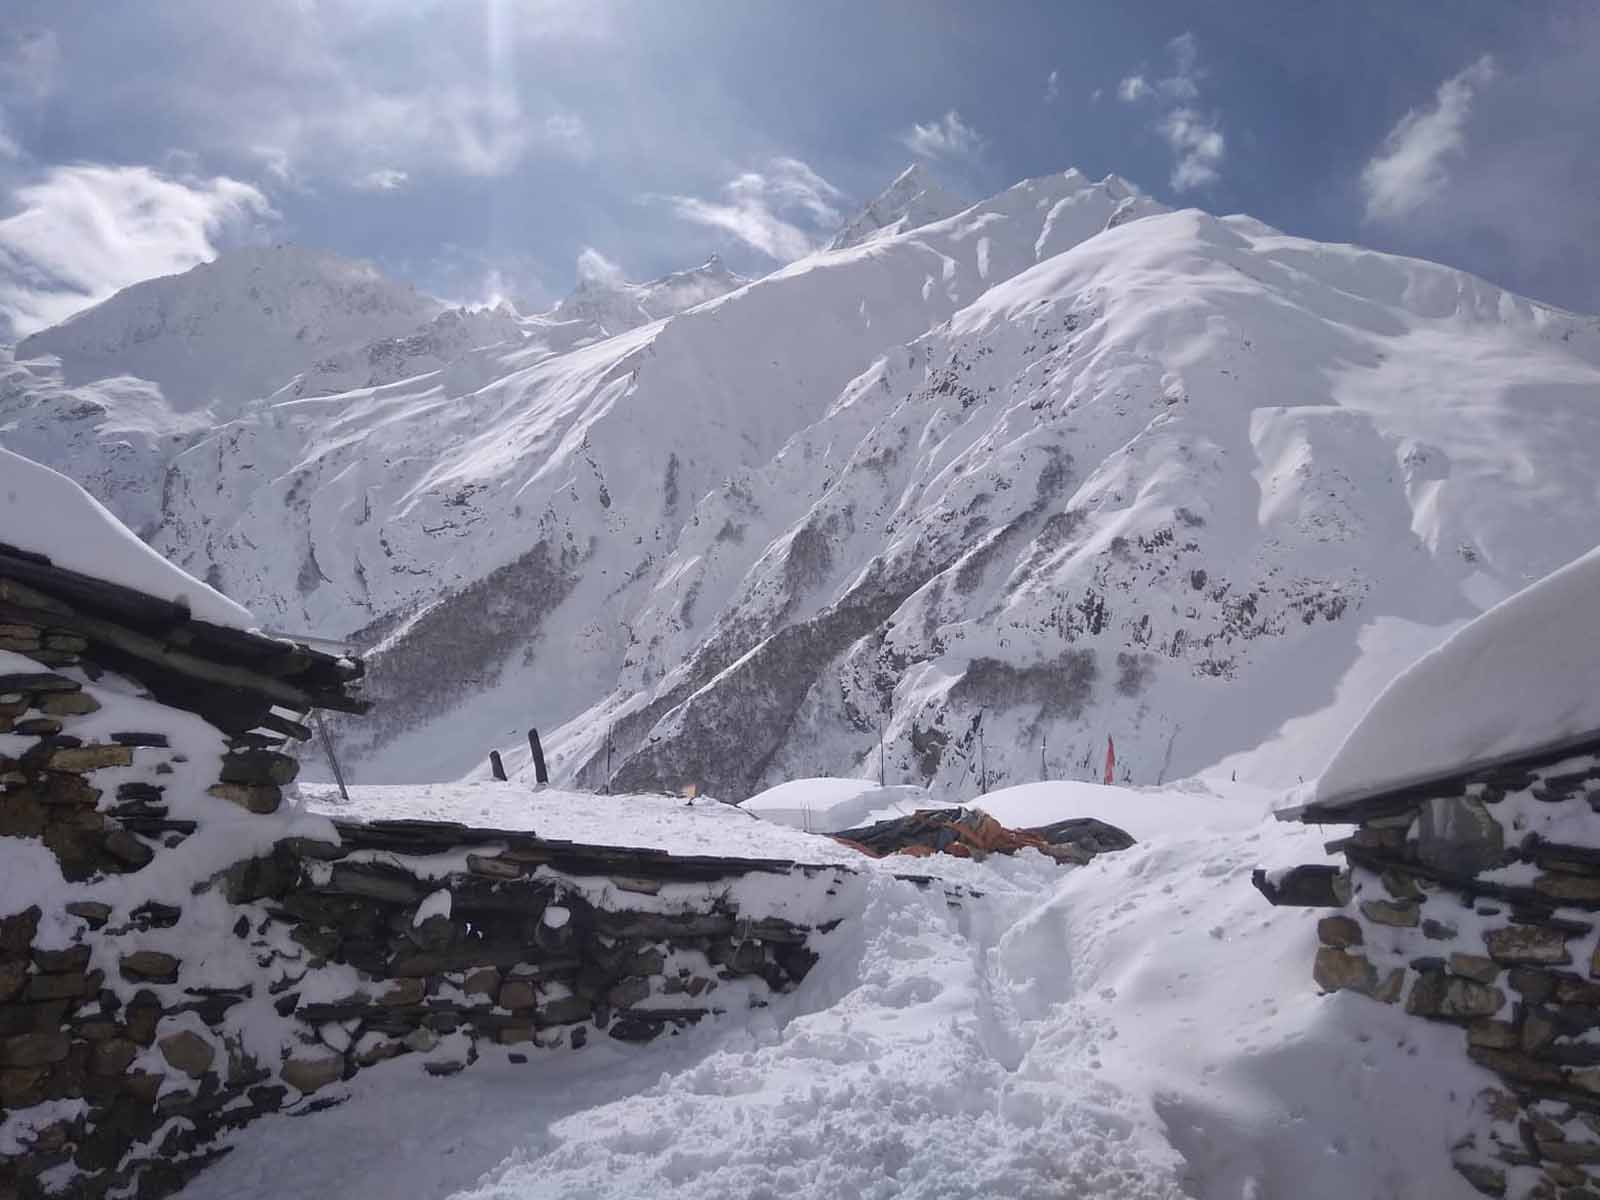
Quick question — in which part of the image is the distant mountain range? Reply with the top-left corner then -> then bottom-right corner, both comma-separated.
4,164 -> 1598,799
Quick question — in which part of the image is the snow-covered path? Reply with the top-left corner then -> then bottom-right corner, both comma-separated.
187,785 -> 1488,1200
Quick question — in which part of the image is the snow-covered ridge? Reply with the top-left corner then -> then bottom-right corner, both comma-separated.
550,254 -> 750,337
827,162 -> 963,251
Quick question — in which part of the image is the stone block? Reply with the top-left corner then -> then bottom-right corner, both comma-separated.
0,1031 -> 70,1067
38,692 -> 99,717
64,901 -> 111,930
1535,873 -> 1600,903
219,750 -> 300,786
1485,925 -> 1571,966
159,1030 -> 215,1078
0,672 -> 78,693
119,951 -> 181,984
607,977 -> 651,1008
207,783 -> 283,815
90,1038 -> 139,1077
0,961 -> 24,1003
32,944 -> 90,974
1361,898 -> 1421,927
102,830 -> 155,869
281,1052 -> 344,1095
1467,1045 -> 1564,1086
1451,1158 -> 1507,1197
499,980 -> 537,1010
536,995 -> 594,1026
379,978 -> 425,1007
1316,915 -> 1362,948
1468,1020 -> 1520,1050
47,745 -> 133,772
0,905 -> 40,957
1509,967 -> 1558,1003
24,970 -> 91,1001
1450,954 -> 1503,984
1313,946 -> 1377,994
462,968 -> 500,998
0,1064 -> 49,1107
1417,796 -> 1505,875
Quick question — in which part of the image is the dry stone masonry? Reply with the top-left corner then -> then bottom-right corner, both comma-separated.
0,543 -> 853,1199
1261,733 -> 1600,1199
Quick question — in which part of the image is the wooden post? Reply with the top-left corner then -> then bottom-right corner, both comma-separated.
489,750 -> 507,781
977,711 -> 987,795
527,729 -> 548,785
314,712 -> 350,803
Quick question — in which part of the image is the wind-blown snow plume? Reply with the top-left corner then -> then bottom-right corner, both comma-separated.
0,164 -> 274,338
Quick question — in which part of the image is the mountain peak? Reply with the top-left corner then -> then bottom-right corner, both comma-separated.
15,244 -> 441,410
828,164 -> 964,252
550,255 -> 748,335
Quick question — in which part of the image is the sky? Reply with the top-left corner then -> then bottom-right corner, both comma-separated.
0,0 -> 1596,338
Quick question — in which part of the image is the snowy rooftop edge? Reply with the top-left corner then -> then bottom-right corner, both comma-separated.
0,447 -> 256,629
1289,544 -> 1600,817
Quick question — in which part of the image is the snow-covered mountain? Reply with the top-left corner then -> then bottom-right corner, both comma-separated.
828,163 -> 963,250
5,166 -> 1599,803
14,244 -> 443,410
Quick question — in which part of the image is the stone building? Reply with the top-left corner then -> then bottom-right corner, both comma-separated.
1259,546 -> 1600,1199
0,452 -> 847,1198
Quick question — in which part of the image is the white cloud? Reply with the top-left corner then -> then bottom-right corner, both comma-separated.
658,157 -> 845,262
1161,108 -> 1226,191
1120,33 -> 1226,191
1045,70 -> 1061,103
353,168 -> 409,192
575,246 -> 627,287
0,108 -> 18,161
901,110 -> 983,163
1362,55 -> 1498,225
1163,32 -> 1201,101
1117,75 -> 1151,103
0,164 -> 275,338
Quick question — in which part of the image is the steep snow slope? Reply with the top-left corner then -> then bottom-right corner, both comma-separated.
15,245 -> 442,410
828,162 -> 963,251
594,211 -> 1600,799
131,170 -> 1166,779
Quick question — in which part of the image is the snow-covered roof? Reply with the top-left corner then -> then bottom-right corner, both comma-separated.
0,446 -> 255,628
1301,543 -> 1600,811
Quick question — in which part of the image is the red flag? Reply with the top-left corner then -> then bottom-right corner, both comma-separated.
1103,735 -> 1115,784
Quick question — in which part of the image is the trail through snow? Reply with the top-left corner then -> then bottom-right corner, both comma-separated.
188,782 -> 1486,1200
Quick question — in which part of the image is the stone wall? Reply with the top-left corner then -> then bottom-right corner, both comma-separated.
1,651 -> 851,1199
1284,742 -> 1600,1199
